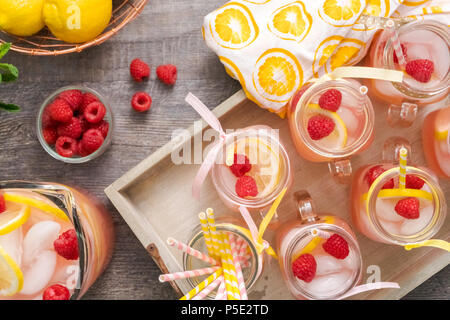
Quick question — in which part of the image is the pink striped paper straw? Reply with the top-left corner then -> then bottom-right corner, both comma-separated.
215,278 -> 227,300
167,237 -> 219,266
159,266 -> 220,283
192,276 -> 223,300
386,19 -> 406,68
229,234 -> 248,300
235,237 -> 251,268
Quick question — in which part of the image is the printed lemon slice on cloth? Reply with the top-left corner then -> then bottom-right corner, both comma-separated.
268,1 -> 312,42
319,0 -> 364,27
233,137 -> 281,198
3,193 -> 69,222
210,2 -> 258,49
308,104 -> 348,149
330,45 -> 360,71
0,202 -> 30,236
361,188 -> 434,203
0,245 -> 23,296
253,49 -> 303,103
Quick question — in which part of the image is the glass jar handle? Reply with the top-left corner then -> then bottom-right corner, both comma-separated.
328,159 -> 352,184
387,102 -> 418,128
294,190 -> 319,223
382,137 -> 412,162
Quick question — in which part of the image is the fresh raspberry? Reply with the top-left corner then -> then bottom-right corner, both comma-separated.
307,115 -> 335,140
80,92 -> 99,114
43,284 -> 70,300
156,64 -> 177,85
48,99 -> 73,123
292,253 -> 316,283
395,197 -> 420,219
78,115 -> 89,133
42,127 -> 58,145
365,165 -> 394,189
81,129 -> 104,154
55,136 -> 78,158
235,176 -> 258,198
229,154 -> 252,177
322,234 -> 349,259
405,59 -> 434,83
0,193 -> 5,214
77,140 -> 92,157
393,44 -> 407,64
406,175 -> 425,190
89,120 -> 109,138
59,90 -> 83,111
131,92 -> 152,112
54,229 -> 79,260
130,58 -> 150,82
83,101 -> 106,124
42,108 -> 59,128
57,117 -> 82,139
319,89 -> 342,112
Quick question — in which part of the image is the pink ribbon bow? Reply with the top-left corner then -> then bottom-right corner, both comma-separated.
185,93 -> 228,200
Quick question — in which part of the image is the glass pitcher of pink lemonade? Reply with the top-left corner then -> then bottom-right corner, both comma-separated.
422,106 -> 450,179
276,191 -> 363,300
0,181 -> 114,300
287,79 -> 375,183
366,20 -> 449,125
211,125 -> 292,212
350,139 -> 447,245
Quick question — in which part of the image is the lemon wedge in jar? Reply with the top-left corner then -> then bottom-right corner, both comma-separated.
0,245 -> 23,296
231,137 -> 281,198
0,203 -> 30,236
3,193 -> 68,222
308,103 -> 348,149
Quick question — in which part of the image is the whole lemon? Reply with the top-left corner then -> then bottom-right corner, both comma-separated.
0,0 -> 45,36
43,0 -> 112,43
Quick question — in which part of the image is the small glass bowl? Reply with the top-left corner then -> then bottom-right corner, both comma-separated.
37,85 -> 114,164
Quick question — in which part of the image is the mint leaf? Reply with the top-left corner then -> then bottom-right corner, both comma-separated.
0,43 -> 11,60
0,102 -> 20,112
0,63 -> 18,82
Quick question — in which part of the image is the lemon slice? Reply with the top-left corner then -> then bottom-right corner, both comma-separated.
308,103 -> 348,149
233,137 -> 281,198
361,188 -> 433,203
0,203 -> 31,236
3,193 -> 69,222
0,245 -> 23,296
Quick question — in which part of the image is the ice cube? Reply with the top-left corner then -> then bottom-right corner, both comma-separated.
0,228 -> 23,267
20,250 -> 57,296
336,106 -> 358,138
23,221 -> 61,265
379,220 -> 401,235
303,271 -> 352,296
376,198 -> 404,222
50,263 -> 79,290
342,248 -> 358,271
315,255 -> 344,276
400,203 -> 434,235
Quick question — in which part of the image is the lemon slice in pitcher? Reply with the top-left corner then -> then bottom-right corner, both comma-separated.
0,245 -> 23,296
308,103 -> 347,149
235,137 -> 281,198
0,203 -> 30,236
3,193 -> 68,222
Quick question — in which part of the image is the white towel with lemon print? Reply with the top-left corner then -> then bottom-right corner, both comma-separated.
202,0 -> 449,117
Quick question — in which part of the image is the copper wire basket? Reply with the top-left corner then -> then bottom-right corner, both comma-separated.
0,0 -> 148,56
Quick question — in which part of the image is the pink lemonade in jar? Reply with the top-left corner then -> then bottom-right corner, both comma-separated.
0,182 -> 114,300
366,20 -> 449,106
351,163 -> 447,245
422,106 -> 450,178
211,126 -> 292,212
277,192 -> 362,300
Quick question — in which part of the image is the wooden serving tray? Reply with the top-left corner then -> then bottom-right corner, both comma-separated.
105,90 -> 450,300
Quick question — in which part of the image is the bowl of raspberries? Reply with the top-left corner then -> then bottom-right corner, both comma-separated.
37,86 -> 113,163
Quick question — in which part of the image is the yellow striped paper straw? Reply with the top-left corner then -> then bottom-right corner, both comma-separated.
222,233 -> 241,300
399,147 -> 408,189
198,212 -> 216,260
218,232 -> 240,300
179,268 -> 223,300
206,208 -> 221,259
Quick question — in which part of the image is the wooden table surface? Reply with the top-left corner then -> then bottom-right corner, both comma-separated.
0,0 -> 448,300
